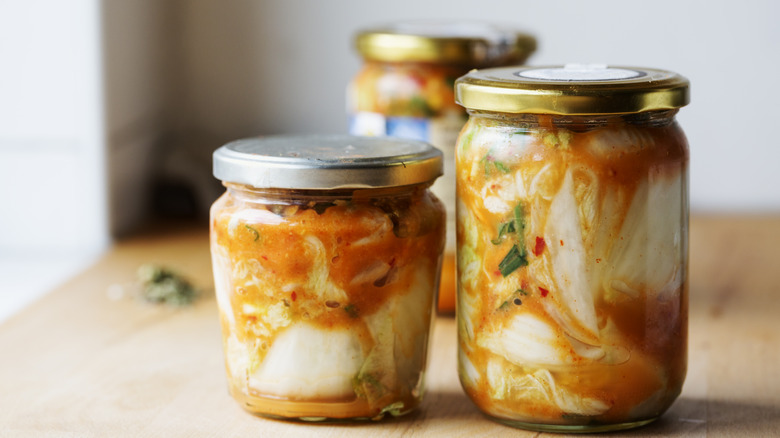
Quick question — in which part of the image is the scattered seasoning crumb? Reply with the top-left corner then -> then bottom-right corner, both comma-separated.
137,264 -> 198,306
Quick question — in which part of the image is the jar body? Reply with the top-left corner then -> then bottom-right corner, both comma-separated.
455,111 -> 688,432
210,184 -> 445,421
348,60 -> 471,313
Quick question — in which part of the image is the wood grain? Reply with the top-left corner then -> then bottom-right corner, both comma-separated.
1,216 -> 779,437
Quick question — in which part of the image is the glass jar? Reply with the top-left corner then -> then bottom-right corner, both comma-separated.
210,135 -> 445,421
347,22 -> 536,313
454,65 -> 690,432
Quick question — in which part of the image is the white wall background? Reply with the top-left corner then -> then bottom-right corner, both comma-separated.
0,0 -> 107,320
0,1 -> 107,253
172,0 -> 780,212
0,0 -> 172,320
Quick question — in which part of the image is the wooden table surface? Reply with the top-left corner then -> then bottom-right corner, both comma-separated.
1,216 -> 779,437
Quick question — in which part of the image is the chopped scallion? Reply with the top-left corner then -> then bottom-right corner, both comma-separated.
244,225 -> 260,242
498,245 -> 528,277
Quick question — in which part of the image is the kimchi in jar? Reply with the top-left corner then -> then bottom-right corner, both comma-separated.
454,65 -> 690,432
210,135 -> 444,421
348,22 -> 536,313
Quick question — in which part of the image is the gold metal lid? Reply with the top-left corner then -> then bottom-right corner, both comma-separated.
355,22 -> 536,66
455,64 -> 690,115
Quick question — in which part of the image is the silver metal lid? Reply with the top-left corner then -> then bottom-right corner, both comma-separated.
213,135 -> 443,189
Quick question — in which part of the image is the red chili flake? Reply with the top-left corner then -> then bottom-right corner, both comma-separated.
494,270 -> 502,277
596,258 -> 602,263
560,240 -> 564,246
539,287 -> 549,297
291,291 -> 297,302
521,279 -> 530,290
389,257 -> 396,267
261,255 -> 268,261
533,236 -> 546,256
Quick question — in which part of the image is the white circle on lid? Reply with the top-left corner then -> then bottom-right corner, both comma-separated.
517,64 -> 644,81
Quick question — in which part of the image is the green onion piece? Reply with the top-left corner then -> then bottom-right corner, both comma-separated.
498,245 -> 528,277
513,203 -> 525,237
480,154 -> 490,176
244,225 -> 260,242
491,221 -> 515,245
494,161 -> 510,173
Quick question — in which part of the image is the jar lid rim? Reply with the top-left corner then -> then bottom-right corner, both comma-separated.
355,21 -> 536,65
213,135 -> 443,190
456,64 -> 690,115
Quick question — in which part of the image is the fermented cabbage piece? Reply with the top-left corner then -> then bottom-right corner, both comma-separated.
544,170 -> 599,343
478,313 -> 577,367
485,359 -> 610,416
250,323 -> 363,399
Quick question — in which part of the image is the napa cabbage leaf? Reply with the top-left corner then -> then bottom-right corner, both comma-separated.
544,170 -> 599,341
485,358 -> 609,416
250,323 -> 364,399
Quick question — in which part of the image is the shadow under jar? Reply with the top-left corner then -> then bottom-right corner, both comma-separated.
453,65 -> 690,433
210,135 -> 445,421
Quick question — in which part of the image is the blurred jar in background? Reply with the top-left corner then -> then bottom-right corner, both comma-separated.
348,22 -> 536,313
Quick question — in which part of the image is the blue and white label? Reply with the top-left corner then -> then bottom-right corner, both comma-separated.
386,117 -> 429,142
350,112 -> 431,142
